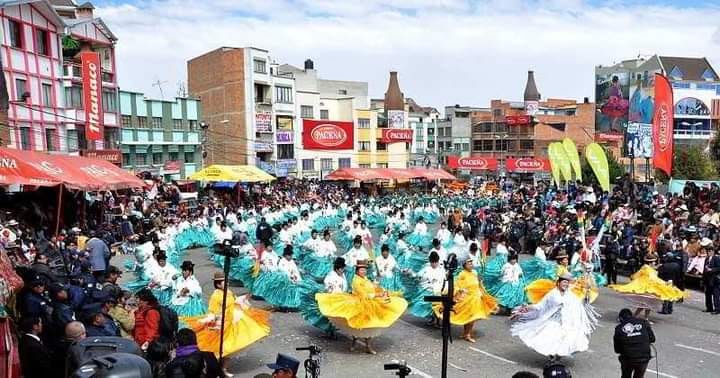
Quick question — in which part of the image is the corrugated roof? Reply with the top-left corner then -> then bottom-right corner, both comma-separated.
658,56 -> 718,81
48,0 -> 75,6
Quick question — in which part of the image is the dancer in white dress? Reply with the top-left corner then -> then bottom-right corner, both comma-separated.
510,273 -> 599,361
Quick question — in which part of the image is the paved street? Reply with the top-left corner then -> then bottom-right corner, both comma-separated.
117,249 -> 720,378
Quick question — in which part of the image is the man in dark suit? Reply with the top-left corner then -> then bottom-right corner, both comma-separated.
18,316 -> 55,378
703,248 -> 720,314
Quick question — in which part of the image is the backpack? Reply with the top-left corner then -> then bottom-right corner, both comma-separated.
157,305 -> 179,342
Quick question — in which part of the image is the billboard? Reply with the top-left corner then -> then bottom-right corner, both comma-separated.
256,112 -> 271,132
626,72 -> 655,157
302,120 -> 354,150
626,122 -> 653,158
447,156 -> 498,170
381,128 -> 413,143
81,52 -> 103,141
595,69 -> 630,137
506,157 -> 550,172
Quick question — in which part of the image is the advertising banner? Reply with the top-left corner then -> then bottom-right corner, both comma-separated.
505,115 -> 531,126
562,138 -> 582,181
162,160 -> 181,174
547,143 -> 562,186
653,74 -> 674,175
555,145 -> 573,182
381,128 -> 413,144
276,131 -> 293,143
254,142 -> 273,152
626,122 -> 653,158
81,52 -> 103,141
505,157 -> 550,173
585,142 -> 610,192
388,110 -> 405,129
302,120 -> 354,150
81,149 -> 121,166
447,155 -> 498,170
255,112 -> 272,132
595,68 -> 630,141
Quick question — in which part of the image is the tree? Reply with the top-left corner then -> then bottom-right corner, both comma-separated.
656,145 -> 717,181
581,146 -> 624,185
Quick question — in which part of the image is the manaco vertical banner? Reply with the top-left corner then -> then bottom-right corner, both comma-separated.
652,74 -> 674,175
547,143 -> 562,186
81,52 -> 103,141
585,142 -> 610,192
562,138 -> 582,181
554,143 -> 573,182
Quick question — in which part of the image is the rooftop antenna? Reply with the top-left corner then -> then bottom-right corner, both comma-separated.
152,79 -> 168,99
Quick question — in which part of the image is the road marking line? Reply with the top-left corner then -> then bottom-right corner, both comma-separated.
675,343 -> 720,357
406,365 -> 432,378
647,369 -> 678,378
449,362 -> 468,372
469,347 -> 518,364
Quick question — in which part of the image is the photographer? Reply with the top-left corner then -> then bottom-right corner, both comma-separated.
614,308 -> 655,378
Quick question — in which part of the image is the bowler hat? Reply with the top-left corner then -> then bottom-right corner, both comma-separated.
213,271 -> 226,281
267,353 -> 300,374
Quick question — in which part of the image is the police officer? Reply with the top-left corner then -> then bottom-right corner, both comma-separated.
22,277 -> 51,320
614,308 -> 655,378
100,265 -> 123,300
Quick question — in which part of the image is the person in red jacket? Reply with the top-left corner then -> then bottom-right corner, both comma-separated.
134,288 -> 160,350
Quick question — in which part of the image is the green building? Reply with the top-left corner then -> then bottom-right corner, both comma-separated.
119,90 -> 202,180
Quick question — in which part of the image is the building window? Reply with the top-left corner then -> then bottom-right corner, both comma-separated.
483,140 -> 493,151
359,141 -> 371,151
137,116 -> 148,128
121,115 -> 132,127
152,152 -> 163,165
184,152 -> 194,163
253,59 -> 267,74
302,158 -> 314,171
377,142 -> 387,151
41,83 -> 52,106
338,158 -> 351,168
463,143 -> 469,151
495,139 -> 508,151
481,122 -> 492,132
278,144 -> 294,159
377,163 -> 388,168
495,123 -> 507,133
428,141 -> 435,149
520,140 -> 534,150
493,109 -> 504,117
173,119 -> 184,130
275,86 -> 293,104
103,90 -> 118,112
277,116 -> 293,131
8,20 -> 22,49
320,110 -> 329,120
64,86 -> 83,109
357,118 -> 370,129
36,28 -> 49,56
45,129 -> 56,151
104,128 -> 119,148
15,78 -> 27,100
445,127 -> 451,136
170,152 -> 179,161
359,164 -> 371,168
135,153 -> 147,166
188,120 -> 197,131
122,153 -> 130,166
338,89 -> 347,95
18,128 -> 30,150
321,158 -> 333,171
301,105 -> 313,119
67,129 -> 78,151
151,117 -> 162,128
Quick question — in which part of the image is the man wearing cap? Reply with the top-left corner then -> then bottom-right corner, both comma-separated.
31,252 -> 59,285
614,308 -> 655,378
22,277 -> 50,320
267,353 -> 300,377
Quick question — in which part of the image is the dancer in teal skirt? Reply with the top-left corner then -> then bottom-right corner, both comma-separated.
169,260 -> 206,317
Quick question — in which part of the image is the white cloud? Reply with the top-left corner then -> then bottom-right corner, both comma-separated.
96,0 -> 720,112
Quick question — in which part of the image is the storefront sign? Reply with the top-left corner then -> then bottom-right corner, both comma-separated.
595,132 -> 624,142
381,128 -> 413,143
81,149 -> 121,165
255,112 -> 272,132
162,160 -> 181,174
276,131 -> 294,143
254,142 -> 273,152
506,157 -> 550,172
81,52 -> 103,141
302,120 -> 354,150
447,156 -> 498,170
276,159 -> 297,171
505,115 -> 531,126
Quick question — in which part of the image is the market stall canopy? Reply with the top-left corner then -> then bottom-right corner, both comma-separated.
188,165 -> 276,182
325,167 -> 455,182
0,148 -> 146,190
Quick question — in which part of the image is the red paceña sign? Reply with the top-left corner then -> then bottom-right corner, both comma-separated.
381,128 -> 413,143
81,52 -> 103,141
447,156 -> 498,170
302,120 -> 354,150
506,157 -> 550,172
505,115 -> 531,126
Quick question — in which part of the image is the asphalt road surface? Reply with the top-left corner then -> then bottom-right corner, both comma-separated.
116,248 -> 720,378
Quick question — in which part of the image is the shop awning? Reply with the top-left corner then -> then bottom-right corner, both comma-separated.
325,168 -> 455,182
0,147 -> 146,190
188,165 -> 276,182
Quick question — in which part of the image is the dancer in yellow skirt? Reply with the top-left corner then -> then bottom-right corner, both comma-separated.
316,259 -> 407,354
183,271 -> 271,377
525,253 -> 599,304
434,258 -> 498,343
609,255 -> 685,320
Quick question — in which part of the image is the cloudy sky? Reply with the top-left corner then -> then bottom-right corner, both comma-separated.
93,0 -> 720,113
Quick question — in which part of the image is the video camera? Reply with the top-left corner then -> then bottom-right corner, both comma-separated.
296,345 -> 322,355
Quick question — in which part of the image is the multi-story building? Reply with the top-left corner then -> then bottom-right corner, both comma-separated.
279,59 -> 368,178
470,71 -> 594,180
437,105 -> 484,168
407,98 -> 440,168
187,47 -> 296,167
1,0 -> 65,151
118,90 -> 202,179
